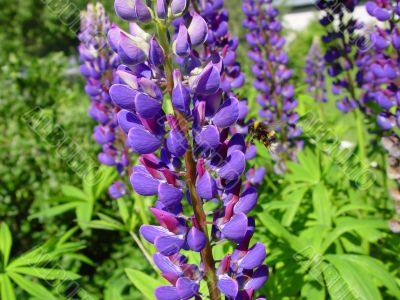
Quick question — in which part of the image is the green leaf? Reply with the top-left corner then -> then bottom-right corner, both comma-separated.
325,255 -> 382,300
334,254 -> 400,298
301,281 -> 325,300
125,268 -> 160,300
89,220 -> 125,232
0,223 -> 12,266
12,267 -> 81,281
321,218 -> 388,253
29,202 -> 78,219
76,201 -> 94,230
8,271 -> 56,300
61,185 -> 88,201
335,204 -> 376,216
117,198 -> 130,226
92,165 -> 118,200
312,183 -> 331,227
0,274 -> 16,300
257,212 -> 305,252
281,186 -> 308,227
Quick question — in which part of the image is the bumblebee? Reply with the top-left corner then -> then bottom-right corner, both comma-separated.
248,121 -> 278,151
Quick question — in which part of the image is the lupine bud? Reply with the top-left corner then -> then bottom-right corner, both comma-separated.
171,0 -> 188,16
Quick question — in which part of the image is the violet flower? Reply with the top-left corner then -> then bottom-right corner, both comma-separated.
79,3 -> 130,199
359,1 -> 400,131
316,0 -> 365,112
109,0 -> 268,298
304,40 -> 327,102
242,0 -> 302,174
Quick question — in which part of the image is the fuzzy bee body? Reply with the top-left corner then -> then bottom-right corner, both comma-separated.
248,121 -> 278,150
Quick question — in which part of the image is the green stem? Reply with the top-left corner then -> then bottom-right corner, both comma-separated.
130,231 -> 158,272
354,108 -> 367,173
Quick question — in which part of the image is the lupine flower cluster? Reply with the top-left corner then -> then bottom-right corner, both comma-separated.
107,0 -> 268,298
242,0 -> 302,174
360,1 -> 400,131
78,3 -> 128,198
304,40 -> 327,102
317,0 -> 365,113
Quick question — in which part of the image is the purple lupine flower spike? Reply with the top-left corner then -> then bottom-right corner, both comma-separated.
243,0 -> 302,173
304,39 -> 327,102
108,0 -> 268,298
79,3 -> 132,199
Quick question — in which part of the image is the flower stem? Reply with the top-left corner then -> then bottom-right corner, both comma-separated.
155,21 -> 220,300
354,108 -> 367,178
129,230 -> 158,272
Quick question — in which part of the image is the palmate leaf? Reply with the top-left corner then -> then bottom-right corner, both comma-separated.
0,274 -> 16,300
321,217 -> 388,253
125,268 -> 160,300
324,255 -> 382,300
61,184 -> 88,201
286,148 -> 320,184
7,271 -> 56,300
333,254 -> 400,298
281,185 -> 308,227
10,267 -> 81,281
0,223 -> 12,267
257,212 -> 305,253
29,202 -> 79,219
312,183 -> 331,227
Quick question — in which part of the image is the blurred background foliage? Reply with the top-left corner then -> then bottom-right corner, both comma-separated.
0,0 -> 399,299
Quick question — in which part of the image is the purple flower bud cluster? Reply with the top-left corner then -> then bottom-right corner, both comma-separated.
358,1 -> 400,131
242,0 -> 302,174
317,0 -> 365,113
304,40 -> 327,102
108,0 -> 268,298
381,136 -> 400,233
78,3 -> 128,199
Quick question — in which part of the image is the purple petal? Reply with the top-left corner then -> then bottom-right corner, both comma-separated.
114,0 -> 137,21
110,84 -> 137,110
153,253 -> 182,274
243,265 -> 269,290
117,110 -> 141,134
212,97 -> 239,128
188,13 -> 208,47
239,242 -> 266,269
155,235 -> 185,256
217,150 -> 246,181
221,212 -> 248,242
187,226 -> 206,252
107,25 -> 121,51
154,286 -> 180,300
171,0 -> 188,15
195,125 -> 220,150
196,171 -> 217,200
118,32 -> 147,65
134,92 -> 162,118
172,82 -> 191,115
176,277 -> 199,298
227,133 -> 246,155
166,129 -> 188,157
108,181 -> 126,199
139,225 -> 171,243
158,183 -> 184,207
98,153 -> 115,166
128,127 -> 162,154
234,187 -> 258,214
173,24 -> 191,57
149,36 -> 165,66
130,166 -> 160,195
156,0 -> 167,19
192,64 -> 221,95
217,274 -> 238,298
134,0 -> 152,22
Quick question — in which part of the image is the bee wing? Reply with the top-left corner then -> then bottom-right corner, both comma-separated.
268,120 -> 286,131
268,143 -> 279,156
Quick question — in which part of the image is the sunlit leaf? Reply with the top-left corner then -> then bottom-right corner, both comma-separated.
125,268 -> 160,300
0,223 -> 12,266
8,271 -> 56,300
